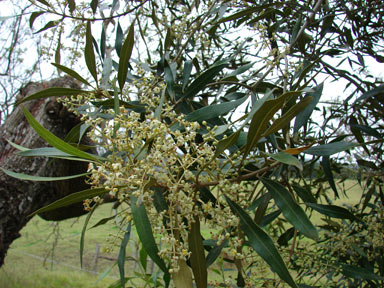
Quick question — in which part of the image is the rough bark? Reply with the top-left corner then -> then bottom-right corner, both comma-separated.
0,77 -> 91,266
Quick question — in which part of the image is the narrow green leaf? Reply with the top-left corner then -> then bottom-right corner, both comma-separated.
245,91 -> 301,157
263,96 -> 313,137
81,203 -> 98,267
355,85 -> 384,103
18,147 -> 90,162
291,184 -> 316,204
90,0 -> 98,14
139,246 -> 147,271
36,0 -> 51,6
118,223 -> 132,288
164,64 -> 175,100
260,210 -> 281,227
30,11 -> 45,29
186,96 -> 248,122
342,264 -> 384,280
16,87 -> 87,105
214,130 -> 241,157
55,32 -> 61,73
349,116 -> 370,155
321,156 -> 339,198
268,152 -> 303,171
67,0 -> 76,13
182,60 -> 193,91
304,141 -> 357,156
115,22 -> 123,57
225,196 -> 298,288
206,240 -> 227,267
0,168 -> 88,182
96,262 -> 117,283
131,196 -> 169,276
85,21 -> 98,83
350,124 -> 382,139
6,140 -> 29,151
222,62 -> 254,80
21,106 -> 102,162
100,25 -> 106,60
183,63 -> 227,99
262,178 -> 318,241
89,215 -> 115,229
118,22 -> 135,91
306,203 -> 358,221
33,20 -> 58,34
29,187 -> 107,217
294,84 -> 323,133
51,63 -> 91,86
188,217 -> 207,288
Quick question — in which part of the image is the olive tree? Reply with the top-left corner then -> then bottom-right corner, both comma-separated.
1,0 -> 383,287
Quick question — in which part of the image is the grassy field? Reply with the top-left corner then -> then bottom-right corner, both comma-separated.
0,180 -> 364,288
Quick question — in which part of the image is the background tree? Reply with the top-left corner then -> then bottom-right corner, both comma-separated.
0,0 -> 383,287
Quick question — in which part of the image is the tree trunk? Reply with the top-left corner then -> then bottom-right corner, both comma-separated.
0,77 -> 91,266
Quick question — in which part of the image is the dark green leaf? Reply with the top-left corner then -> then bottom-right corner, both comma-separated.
277,227 -> 296,247
89,215 -> 115,229
294,84 -> 323,134
92,99 -> 146,113
17,87 -> 87,105
262,178 -> 318,241
29,11 -> 45,29
214,130 -> 241,157
131,196 -> 169,276
182,60 -> 193,91
118,223 -> 132,288
264,96 -> 313,137
188,217 -> 207,288
349,116 -> 370,155
118,22 -> 135,91
260,210 -> 281,227
245,91 -> 301,157
306,203 -> 359,221
80,203 -> 98,267
29,187 -> 107,217
21,106 -> 102,162
183,62 -> 227,99
164,64 -> 175,100
268,152 -> 302,171
51,63 -> 92,86
186,96 -> 247,122
355,85 -> 384,103
90,0 -> 98,14
292,184 -> 316,204
67,0 -> 76,13
115,22 -> 123,57
36,0 -> 51,6
225,196 -> 298,288
34,20 -> 58,34
0,168 -> 88,182
304,142 -> 357,156
55,32 -> 61,72
350,124 -> 382,139
85,21 -> 98,83
321,156 -> 339,198
342,264 -> 384,280
139,246 -> 147,271
100,25 -> 106,60
206,240 -> 227,267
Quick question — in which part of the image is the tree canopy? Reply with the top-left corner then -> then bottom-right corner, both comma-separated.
1,0 -> 384,287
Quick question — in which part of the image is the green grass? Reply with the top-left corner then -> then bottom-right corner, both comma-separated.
0,180 -> 365,287
0,203 -> 124,288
